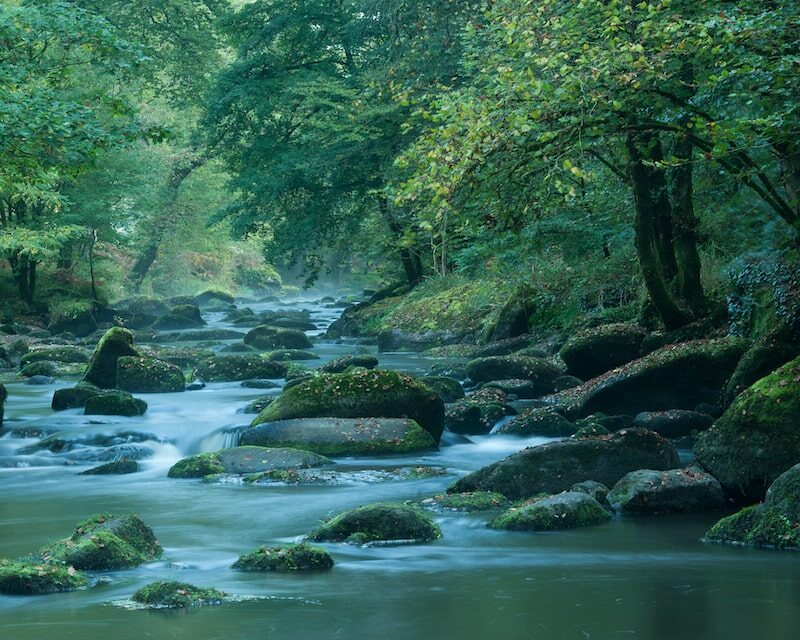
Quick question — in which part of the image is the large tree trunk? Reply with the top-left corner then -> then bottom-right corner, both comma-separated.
627,130 -> 693,330
378,195 -> 423,286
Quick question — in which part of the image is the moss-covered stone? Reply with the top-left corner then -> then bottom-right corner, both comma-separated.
466,356 -> 563,395
132,581 -> 226,608
487,284 -> 535,341
168,446 -> 331,478
489,492 -> 611,531
266,349 -> 319,361
418,491 -> 509,513
194,354 -> 288,382
37,513 -> 161,570
0,560 -> 87,595
556,338 -> 748,419
244,325 -> 312,350
631,410 -> 713,439
20,347 -> 89,367
116,356 -> 185,393
51,382 -> 109,411
196,289 -> 235,307
84,392 -> 147,417
47,309 -> 97,338
572,423 -> 610,439
608,468 -> 725,515
232,543 -> 333,572
80,459 -> 139,475
497,406 -> 576,437
152,305 -> 205,330
694,355 -> 800,501
19,360 -> 59,378
704,463 -> 800,550
240,417 -> 436,456
559,324 -> 646,380
420,376 -> 465,403
320,354 -> 379,374
119,297 -> 170,317
243,395 -> 274,414
449,428 -> 679,500
82,327 -> 140,389
481,378 -> 541,399
445,399 -> 506,435
252,370 -> 445,442
167,452 -> 225,478
308,503 -> 441,544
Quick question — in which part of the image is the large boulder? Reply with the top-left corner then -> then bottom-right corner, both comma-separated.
251,370 -> 445,443
52,382 -> 110,411
559,324 -> 646,380
420,376 -> 465,403
630,410 -> 713,439
445,396 -> 507,435
168,446 -> 331,478
694,355 -> 800,502
194,354 -> 287,382
119,297 -> 170,317
152,304 -> 205,330
37,513 -> 161,570
704,463 -> 800,550
232,543 -> 333,572
448,428 -> 679,500
496,406 -> 577,437
488,284 -> 535,342
82,327 -> 140,389
196,289 -> 235,308
308,503 -> 441,544
556,338 -> 748,419
244,325 -> 312,350
608,468 -> 725,514
84,391 -> 147,417
466,356 -> 563,395
489,492 -> 611,531
116,356 -> 185,393
240,417 -> 435,456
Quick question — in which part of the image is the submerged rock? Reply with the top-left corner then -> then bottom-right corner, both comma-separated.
252,370 -> 445,443
244,325 -> 312,350
195,354 -> 287,382
704,463 -> 800,550
608,468 -> 725,515
694,355 -> 800,502
132,581 -> 226,608
37,513 -> 161,570
489,492 -> 611,531
232,543 -> 333,572
559,324 -> 646,380
80,459 -> 139,475
418,492 -> 509,513
308,503 -> 441,544
116,356 -> 185,393
84,392 -> 147,417
82,327 -> 140,389
240,417 -> 436,456
466,356 -> 563,394
168,446 -> 332,479
0,560 -> 87,595
449,428 -> 679,500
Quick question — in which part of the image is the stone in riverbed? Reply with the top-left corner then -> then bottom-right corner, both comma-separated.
152,304 -> 205,330
420,376 -> 464,403
631,410 -> 713,439
319,354 -> 379,374
608,468 -> 725,515
82,327 -> 140,389
559,324 -> 646,380
445,399 -> 506,435
167,446 -> 332,479
132,581 -> 226,608
244,325 -> 312,350
20,346 -> 89,367
116,356 -> 185,393
489,492 -> 612,531
496,406 -> 576,437
232,543 -> 333,572
19,360 -> 59,378
418,491 -> 509,513
252,370 -> 445,443
465,356 -> 563,395
37,513 -> 161,570
84,391 -> 147,416
194,354 -> 287,382
240,417 -> 436,456
448,428 -> 679,500
308,503 -> 441,544
0,560 -> 87,595
52,382 -> 110,411
80,459 -> 139,475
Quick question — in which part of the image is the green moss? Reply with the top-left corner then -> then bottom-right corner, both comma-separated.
244,325 -> 313,350
420,377 -> 465,403
320,354 -> 379,374
308,503 -> 441,544
51,382 -> 109,411
132,581 -> 226,608
497,406 -> 576,437
559,323 -> 645,380
267,349 -> 319,361
168,452 -> 224,478
419,492 -> 509,513
19,360 -> 58,378
195,354 -> 287,382
20,347 -> 89,367
0,560 -> 87,595
572,423 -> 610,439
116,356 -> 185,393
82,327 -> 140,389
83,392 -> 147,416
466,356 -> 563,388
243,396 -> 274,414
489,492 -> 611,531
232,543 -> 333,572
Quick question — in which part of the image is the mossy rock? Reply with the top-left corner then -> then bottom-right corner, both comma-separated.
132,581 -> 226,608
266,318 -> 318,331
168,446 -> 331,478
20,347 -> 89,367
266,349 -> 319,361
694,355 -> 800,502
559,324 -> 646,380
556,338 -> 748,419
47,309 -> 97,338
489,492 -> 611,531
37,513 -> 161,570
444,398 -> 507,435
232,543 -> 333,572
496,406 -> 576,437
465,356 -> 563,394
449,428 -> 679,500
418,492 -> 509,513
488,284 -> 535,341
631,410 -> 713,439
194,354 -> 288,382
118,297 -> 170,317
84,392 -> 147,417
19,360 -> 58,378
116,356 -> 185,393
244,325 -> 312,350
320,354 -> 379,374
572,423 -> 610,439
481,378 -> 542,399
82,327 -> 140,389
704,463 -> 800,550
420,376 -> 465,403
252,370 -> 445,443
0,560 -> 87,595
196,289 -> 235,307
243,395 -> 274,414
608,468 -> 725,515
240,417 -> 436,456
80,459 -> 139,475
308,503 -> 441,544
52,382 -> 110,411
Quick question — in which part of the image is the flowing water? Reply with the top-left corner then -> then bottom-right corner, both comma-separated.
1,298 -> 799,640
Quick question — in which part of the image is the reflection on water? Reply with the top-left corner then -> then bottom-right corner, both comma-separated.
1,297 -> 799,640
